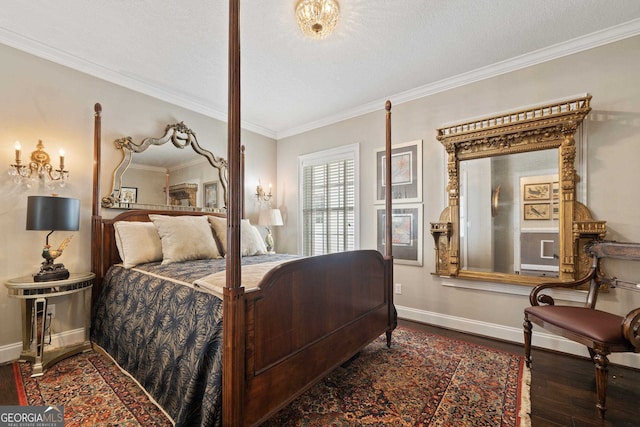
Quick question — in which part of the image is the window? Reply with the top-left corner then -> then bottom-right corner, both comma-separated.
298,144 -> 359,256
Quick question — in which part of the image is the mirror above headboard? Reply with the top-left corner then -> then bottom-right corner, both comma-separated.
102,122 -> 229,212
430,95 -> 607,286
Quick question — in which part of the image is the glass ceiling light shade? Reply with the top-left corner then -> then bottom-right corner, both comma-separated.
295,0 -> 340,39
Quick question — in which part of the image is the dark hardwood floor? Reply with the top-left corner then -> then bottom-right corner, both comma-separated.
0,362 -> 20,405
1,319 -> 638,426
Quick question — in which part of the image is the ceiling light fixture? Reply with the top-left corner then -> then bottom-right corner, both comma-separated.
295,0 -> 340,40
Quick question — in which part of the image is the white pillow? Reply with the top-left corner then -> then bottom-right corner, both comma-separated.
208,215 -> 227,256
113,221 -> 163,268
149,214 -> 221,264
241,219 -> 268,256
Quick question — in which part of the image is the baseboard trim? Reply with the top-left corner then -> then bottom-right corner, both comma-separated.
397,305 -> 640,369
0,328 -> 86,365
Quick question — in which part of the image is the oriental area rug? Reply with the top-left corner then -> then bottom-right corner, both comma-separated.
15,326 -> 531,426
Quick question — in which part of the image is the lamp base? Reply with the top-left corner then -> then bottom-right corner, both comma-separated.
264,229 -> 274,252
33,263 -> 70,282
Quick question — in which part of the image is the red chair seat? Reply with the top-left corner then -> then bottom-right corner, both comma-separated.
525,305 -> 628,346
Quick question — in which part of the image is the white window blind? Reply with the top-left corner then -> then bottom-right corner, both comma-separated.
298,144 -> 359,256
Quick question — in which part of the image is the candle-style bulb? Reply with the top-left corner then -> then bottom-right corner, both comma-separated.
14,141 -> 21,163
59,149 -> 65,170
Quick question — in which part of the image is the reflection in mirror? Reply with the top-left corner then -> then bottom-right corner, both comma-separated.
431,96 -> 607,286
460,149 -> 559,277
102,122 -> 228,211
120,159 -> 221,208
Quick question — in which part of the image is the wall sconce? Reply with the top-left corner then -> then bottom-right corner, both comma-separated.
256,180 -> 272,202
9,140 -> 69,184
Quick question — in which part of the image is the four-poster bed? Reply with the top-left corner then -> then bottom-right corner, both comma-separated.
90,2 -> 396,426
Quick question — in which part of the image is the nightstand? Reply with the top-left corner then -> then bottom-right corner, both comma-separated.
5,272 -> 94,377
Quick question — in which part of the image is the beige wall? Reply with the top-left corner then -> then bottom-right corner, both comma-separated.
277,35 -> 640,367
0,43 -> 276,360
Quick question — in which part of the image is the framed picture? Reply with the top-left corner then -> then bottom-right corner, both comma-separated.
524,203 -> 551,220
203,181 -> 218,208
376,204 -> 423,266
119,187 -> 137,204
523,183 -> 551,201
375,140 -> 422,204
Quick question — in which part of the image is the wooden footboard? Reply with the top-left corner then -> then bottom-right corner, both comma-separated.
239,250 -> 395,426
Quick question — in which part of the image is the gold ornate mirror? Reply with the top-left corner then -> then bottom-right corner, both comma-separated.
102,122 -> 229,211
430,96 -> 606,285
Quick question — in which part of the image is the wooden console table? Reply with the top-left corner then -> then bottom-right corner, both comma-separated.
5,272 -> 94,376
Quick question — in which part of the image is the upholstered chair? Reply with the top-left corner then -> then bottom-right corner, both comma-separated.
524,240 -> 640,418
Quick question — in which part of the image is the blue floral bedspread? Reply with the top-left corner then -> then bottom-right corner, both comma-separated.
91,254 -> 296,427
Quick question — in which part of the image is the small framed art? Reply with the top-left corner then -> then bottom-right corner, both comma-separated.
376,203 -> 423,266
119,187 -> 138,204
375,140 -> 422,204
524,203 -> 551,220
523,183 -> 550,201
203,181 -> 218,208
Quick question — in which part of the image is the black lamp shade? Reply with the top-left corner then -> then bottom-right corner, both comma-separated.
26,196 -> 80,231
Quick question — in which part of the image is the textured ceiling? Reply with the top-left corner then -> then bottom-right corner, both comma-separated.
2,1 -> 640,139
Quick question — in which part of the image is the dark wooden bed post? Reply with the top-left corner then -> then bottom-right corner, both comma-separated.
241,145 -> 245,218
223,0 -> 245,425
384,100 -> 395,347
91,103 -> 103,304
385,100 -> 392,257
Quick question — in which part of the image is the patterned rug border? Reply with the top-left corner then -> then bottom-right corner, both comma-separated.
519,365 -> 532,427
15,350 -> 173,426
398,324 -> 524,359
12,361 -> 27,406
92,344 -> 176,425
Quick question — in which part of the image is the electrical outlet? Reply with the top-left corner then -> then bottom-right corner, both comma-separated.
46,304 -> 55,319
394,283 -> 402,294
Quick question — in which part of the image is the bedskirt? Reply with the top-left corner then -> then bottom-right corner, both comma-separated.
91,265 -> 224,427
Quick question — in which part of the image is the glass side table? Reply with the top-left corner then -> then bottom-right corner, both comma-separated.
5,272 -> 94,377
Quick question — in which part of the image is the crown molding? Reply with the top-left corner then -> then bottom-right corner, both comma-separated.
276,18 -> 640,139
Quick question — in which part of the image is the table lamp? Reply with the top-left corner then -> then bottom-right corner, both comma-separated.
26,195 -> 80,282
258,208 -> 283,252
